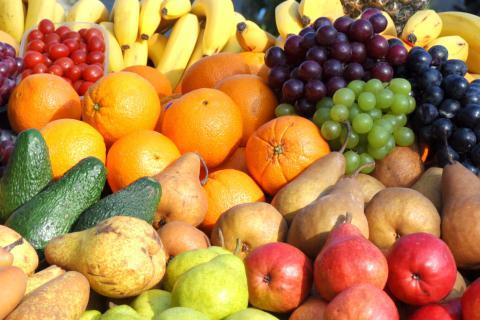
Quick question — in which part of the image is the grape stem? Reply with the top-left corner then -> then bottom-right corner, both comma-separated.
339,121 -> 352,154
350,161 -> 375,177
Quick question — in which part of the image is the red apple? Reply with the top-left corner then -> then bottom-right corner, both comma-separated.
244,242 -> 312,313
387,233 -> 457,305
462,278 -> 480,320
409,299 -> 462,320
324,283 -> 399,319
289,296 -> 327,320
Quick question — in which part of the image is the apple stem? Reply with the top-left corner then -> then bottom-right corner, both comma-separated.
3,238 -> 23,252
350,161 -> 375,177
198,153 -> 209,186
339,121 -> 352,154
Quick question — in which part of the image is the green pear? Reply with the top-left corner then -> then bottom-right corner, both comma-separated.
101,305 -> 143,320
131,289 -> 171,319
156,307 -> 209,320
224,308 -> 280,320
79,310 -> 102,320
171,254 -> 248,320
164,246 -> 230,291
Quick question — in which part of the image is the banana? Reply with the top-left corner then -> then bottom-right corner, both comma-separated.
222,12 -> 246,53
156,13 -> 199,88
298,0 -> 344,27
0,0 -> 24,42
186,28 -> 205,69
139,0 -> 162,40
123,40 -> 149,67
191,0 -> 234,56
53,2 -> 65,23
275,0 -> 303,40
236,20 -> 276,53
439,11 -> 480,74
380,11 -> 397,37
426,36 -> 469,62
401,9 -> 442,47
100,21 -> 125,72
148,33 -> 168,67
113,0 -> 140,50
25,0 -> 56,31
66,0 -> 108,23
161,0 -> 191,20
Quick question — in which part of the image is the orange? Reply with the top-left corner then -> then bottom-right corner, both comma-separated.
82,72 -> 161,146
213,147 -> 248,173
41,119 -> 106,179
106,130 -> 180,192
216,74 -> 277,146
201,169 -> 265,233
245,115 -> 330,195
161,88 -> 243,168
122,65 -> 173,98
239,51 -> 268,76
8,74 -> 81,133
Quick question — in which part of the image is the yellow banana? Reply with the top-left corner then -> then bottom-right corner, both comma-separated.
25,0 -> 56,31
380,11 -> 397,37
148,33 -> 168,67
275,0 -> 303,39
275,36 -> 286,49
222,12 -> 246,53
113,0 -> 140,50
157,13 -> 199,88
298,0 -> 344,27
401,9 -> 442,47
161,0 -> 191,20
191,0 -> 234,56
426,36 -> 469,62
53,2 -> 65,23
439,11 -> 480,74
66,0 -> 108,23
236,20 -> 276,53
186,28 -> 205,69
100,21 -> 125,72
0,0 -> 24,42
139,0 -> 162,41
123,40 -> 149,67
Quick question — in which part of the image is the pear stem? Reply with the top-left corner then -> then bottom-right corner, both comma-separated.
204,234 -> 211,248
339,121 -> 351,154
3,238 -> 23,252
198,153 -> 209,186
233,238 -> 242,256
336,212 -> 353,227
350,161 -> 375,177
217,228 -> 225,248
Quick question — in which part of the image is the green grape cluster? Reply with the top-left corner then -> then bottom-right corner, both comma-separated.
312,78 -> 416,174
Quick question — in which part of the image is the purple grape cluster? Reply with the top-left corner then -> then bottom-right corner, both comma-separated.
0,129 -> 16,176
0,42 -> 23,106
265,8 -> 408,118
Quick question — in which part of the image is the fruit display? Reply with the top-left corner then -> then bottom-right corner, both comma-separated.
2,1 -> 480,320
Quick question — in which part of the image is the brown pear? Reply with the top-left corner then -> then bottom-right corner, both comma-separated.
442,162 -> 480,268
211,202 -> 288,259
373,146 -> 424,187
412,167 -> 443,212
271,152 -> 346,223
443,271 -> 467,301
287,177 -> 369,258
365,188 -> 440,252
158,221 -> 210,258
153,152 -> 208,228
354,174 -> 385,203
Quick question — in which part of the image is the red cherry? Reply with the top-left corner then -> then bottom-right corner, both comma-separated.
26,39 -> 45,53
27,30 -> 44,42
38,19 -> 55,34
70,50 -> 87,64
55,25 -> 71,38
87,51 -> 104,64
32,63 -> 47,74
48,43 -> 70,60
24,51 -> 46,69
65,65 -> 82,82
82,64 -> 103,82
47,64 -> 63,77
78,81 -> 93,95
54,57 -> 74,71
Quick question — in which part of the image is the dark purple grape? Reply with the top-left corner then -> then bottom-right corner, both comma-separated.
284,35 -> 304,59
294,98 -> 316,117
450,128 -> 477,153
268,66 -> 290,88
330,41 -> 352,62
415,103 -> 439,125
419,69 -> 443,88
422,86 -> 444,106
441,59 -> 468,77
299,26 -> 315,36
456,104 -> 480,128
315,26 -> 338,46
265,46 -> 287,68
366,35 -> 389,59
4,78 -> 15,94
360,7 -> 382,20
432,118 -> 454,140
406,48 -> 432,74
350,42 -> 367,63
369,13 -> 388,33
282,79 -> 304,102
290,67 -> 299,79
443,74 -> 469,100
438,99 -> 461,119
3,43 -> 15,59
348,19 -> 374,43
334,32 -> 349,43
472,79 -> 480,86
436,144 -> 459,167
470,144 -> 480,166
370,62 -> 393,82
323,59 -> 343,79
363,57 -> 376,70
15,57 -> 23,73
326,76 -> 346,96
333,16 -> 354,33
388,38 -> 405,48
306,46 -> 328,64
428,45 -> 449,67
462,91 -> 480,105
0,63 -> 8,78
313,17 -> 332,30
461,159 -> 479,175
298,60 -> 322,81
3,57 -> 16,76
387,45 -> 408,66
344,62 -> 365,81
300,32 -> 317,50
304,79 -> 327,102
419,125 -> 433,143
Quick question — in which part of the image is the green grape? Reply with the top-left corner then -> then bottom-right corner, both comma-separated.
376,89 -> 394,110
352,113 -> 373,134
386,135 -> 396,151
275,103 -> 296,117
359,153 -> 375,173
316,97 -> 334,110
355,144 -> 367,154
368,108 -> 382,120
368,144 -> 390,160
340,127 -> 360,149
312,107 -> 331,127
368,125 -> 390,148
358,92 -> 376,111
330,104 -> 349,122
344,150 -> 360,174
394,114 -> 408,128
407,96 -> 416,114
347,80 -> 365,97
321,120 -> 342,140
389,78 -> 412,95
349,103 -> 360,121
380,115 -> 398,130
364,79 -> 384,93
333,88 -> 356,107
375,118 -> 394,133
391,94 -> 411,115
394,127 -> 415,146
